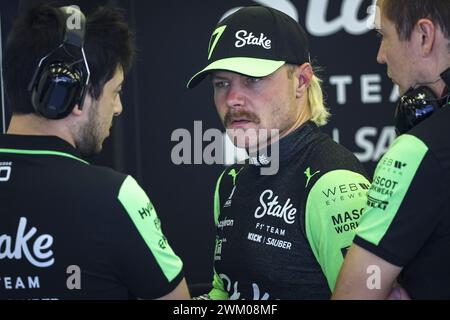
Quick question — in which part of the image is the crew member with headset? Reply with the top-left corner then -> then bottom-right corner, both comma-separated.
0,4 -> 190,299
333,0 -> 450,300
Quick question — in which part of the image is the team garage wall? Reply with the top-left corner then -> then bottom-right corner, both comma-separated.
1,0 -> 397,285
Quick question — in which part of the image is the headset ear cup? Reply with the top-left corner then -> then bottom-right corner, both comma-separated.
32,63 -> 83,119
394,97 -> 414,135
27,6 -> 89,120
32,65 -> 59,119
395,86 -> 440,134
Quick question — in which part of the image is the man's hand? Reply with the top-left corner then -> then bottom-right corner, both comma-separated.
387,284 -> 411,300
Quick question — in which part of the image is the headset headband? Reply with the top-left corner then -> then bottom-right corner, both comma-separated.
59,6 -> 86,48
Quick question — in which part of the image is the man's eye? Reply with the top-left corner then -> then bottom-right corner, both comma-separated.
213,81 -> 228,88
247,77 -> 262,84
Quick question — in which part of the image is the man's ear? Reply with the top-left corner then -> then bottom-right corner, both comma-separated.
71,94 -> 91,117
296,63 -> 313,98
71,104 -> 83,116
415,18 -> 436,57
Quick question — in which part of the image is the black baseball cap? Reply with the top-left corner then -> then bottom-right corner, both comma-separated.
187,5 -> 310,88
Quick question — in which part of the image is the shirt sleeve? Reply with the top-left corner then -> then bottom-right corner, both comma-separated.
354,134 -> 446,266
115,175 -> 184,298
305,169 -> 371,290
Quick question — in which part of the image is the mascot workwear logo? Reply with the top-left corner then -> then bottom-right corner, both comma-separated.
0,217 -> 55,268
235,30 -> 272,49
208,25 -> 227,60
254,189 -> 297,224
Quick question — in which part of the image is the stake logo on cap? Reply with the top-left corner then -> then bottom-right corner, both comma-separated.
187,5 -> 310,88
234,30 -> 272,49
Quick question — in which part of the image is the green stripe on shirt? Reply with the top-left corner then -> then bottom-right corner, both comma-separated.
0,148 -> 88,164
357,134 -> 428,246
118,176 -> 183,282
305,169 -> 370,290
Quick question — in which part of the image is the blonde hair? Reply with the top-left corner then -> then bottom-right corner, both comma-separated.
308,74 -> 330,126
287,64 -> 330,126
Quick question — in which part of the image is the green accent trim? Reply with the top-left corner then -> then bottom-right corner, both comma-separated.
305,170 -> 370,290
187,57 -> 285,88
214,169 -> 227,226
0,148 -> 88,164
357,134 -> 428,246
118,176 -> 183,282
209,270 -> 229,300
208,25 -> 227,60
210,171 -> 230,300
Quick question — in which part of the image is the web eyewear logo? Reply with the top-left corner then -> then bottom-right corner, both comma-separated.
208,25 -> 227,60
381,157 -> 407,170
394,161 -> 407,169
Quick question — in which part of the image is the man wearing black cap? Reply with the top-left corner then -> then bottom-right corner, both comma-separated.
188,5 -> 371,299
333,0 -> 450,300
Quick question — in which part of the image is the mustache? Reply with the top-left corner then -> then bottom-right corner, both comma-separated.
224,110 -> 260,127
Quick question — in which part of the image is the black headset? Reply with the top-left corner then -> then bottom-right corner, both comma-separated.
394,68 -> 450,134
28,5 -> 90,120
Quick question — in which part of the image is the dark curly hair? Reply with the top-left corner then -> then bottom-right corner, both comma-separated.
3,3 -> 136,114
